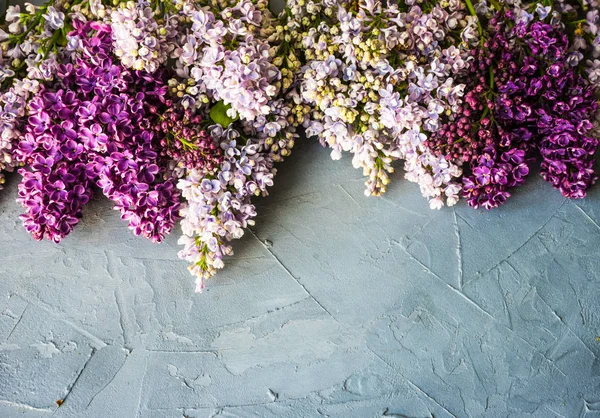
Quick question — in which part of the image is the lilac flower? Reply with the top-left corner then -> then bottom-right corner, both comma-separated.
15,21 -> 181,243
108,3 -> 172,73
430,11 -> 599,209
168,0 -> 291,120
177,124 -> 286,291
289,0 -> 475,203
43,6 -> 66,30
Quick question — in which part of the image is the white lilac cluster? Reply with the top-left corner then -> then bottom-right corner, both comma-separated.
163,0 -> 301,286
0,80 -> 40,189
177,118 -> 298,291
168,0 -> 285,121
106,1 -> 174,73
285,0 -> 478,207
0,1 -> 90,189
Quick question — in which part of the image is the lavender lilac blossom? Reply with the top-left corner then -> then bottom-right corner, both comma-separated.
167,0 -> 289,121
174,99 -> 298,290
0,0 -> 90,190
107,1 -> 174,73
177,125 -> 275,291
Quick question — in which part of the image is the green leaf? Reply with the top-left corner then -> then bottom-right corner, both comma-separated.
209,101 -> 238,127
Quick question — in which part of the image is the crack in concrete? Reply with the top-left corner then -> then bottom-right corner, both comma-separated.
55,348 -> 97,413
366,347 -> 458,417
268,191 -> 319,206
452,208 -> 464,290
146,349 -> 220,355
485,200 -> 567,275
572,203 -> 600,233
496,267 -> 514,330
464,345 -> 489,399
133,352 -> 149,418
209,297 -> 311,331
4,303 -> 28,341
114,287 -> 131,349
248,230 -> 339,323
455,212 -> 475,230
338,184 -> 360,207
24,299 -> 108,348
85,352 -> 130,409
511,260 -> 599,360
540,305 -> 597,359
392,240 -> 496,322
405,378 -> 458,418
0,400 -> 54,413
397,243 -> 575,380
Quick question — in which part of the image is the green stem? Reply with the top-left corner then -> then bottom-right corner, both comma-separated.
463,0 -> 483,36
488,0 -> 502,10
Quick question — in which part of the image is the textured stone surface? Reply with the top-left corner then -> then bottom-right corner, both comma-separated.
1,137 -> 600,417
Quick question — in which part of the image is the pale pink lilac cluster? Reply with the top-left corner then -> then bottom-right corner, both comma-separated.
168,0 -> 282,121
107,1 -> 174,73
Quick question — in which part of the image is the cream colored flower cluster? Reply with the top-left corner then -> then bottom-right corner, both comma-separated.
283,0 -> 478,207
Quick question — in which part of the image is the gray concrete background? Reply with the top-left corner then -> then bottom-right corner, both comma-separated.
1,137 -> 600,418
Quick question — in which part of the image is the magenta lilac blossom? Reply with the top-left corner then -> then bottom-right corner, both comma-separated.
15,20 -> 180,243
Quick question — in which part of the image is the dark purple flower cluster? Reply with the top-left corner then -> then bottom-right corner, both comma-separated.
155,108 -> 223,172
429,12 -> 598,209
538,118 -> 598,198
15,21 -> 180,243
462,146 -> 531,209
527,21 -> 599,198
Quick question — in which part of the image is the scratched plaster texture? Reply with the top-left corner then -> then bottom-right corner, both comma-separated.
1,136 -> 600,418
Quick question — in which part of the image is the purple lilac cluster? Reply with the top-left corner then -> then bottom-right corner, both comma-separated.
0,0 -> 84,191
429,11 -> 598,209
528,20 -> 599,198
15,20 -> 180,243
